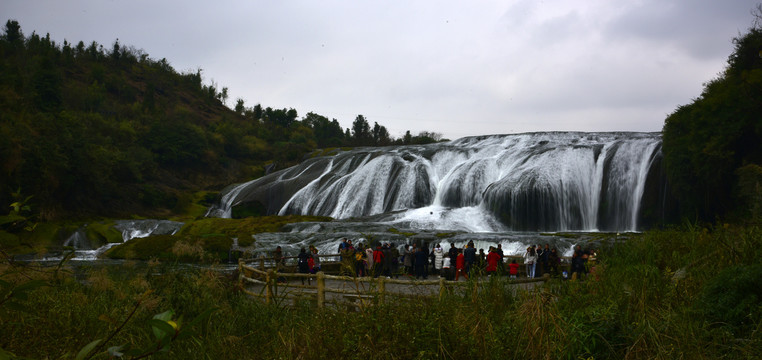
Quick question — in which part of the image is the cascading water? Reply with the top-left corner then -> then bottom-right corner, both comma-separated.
63,228 -> 90,249
113,219 -> 184,241
208,132 -> 667,232
54,220 -> 185,261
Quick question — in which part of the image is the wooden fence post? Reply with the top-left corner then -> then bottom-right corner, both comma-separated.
439,276 -> 445,299
378,277 -> 385,304
238,259 -> 244,288
316,271 -> 325,309
259,254 -> 265,271
266,269 -> 274,305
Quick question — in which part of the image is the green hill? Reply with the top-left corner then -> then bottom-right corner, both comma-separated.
0,20 -> 446,221
0,21 -> 264,219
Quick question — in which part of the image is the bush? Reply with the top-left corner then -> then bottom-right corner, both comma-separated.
697,264 -> 762,334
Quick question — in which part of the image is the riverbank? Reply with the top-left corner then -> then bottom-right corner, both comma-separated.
2,223 -> 760,359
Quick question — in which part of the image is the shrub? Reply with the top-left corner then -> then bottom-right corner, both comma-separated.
697,264 -> 762,334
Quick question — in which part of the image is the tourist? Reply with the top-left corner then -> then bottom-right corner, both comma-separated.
372,245 -> 384,278
548,248 -> 560,276
508,259 -> 520,279
403,244 -> 414,275
570,252 -> 581,280
355,244 -> 366,277
464,241 -> 476,275
414,246 -> 428,279
365,245 -> 374,275
337,238 -> 348,261
448,242 -> 459,274
477,248 -> 486,273
496,243 -> 505,274
390,243 -> 400,278
297,247 -> 311,285
540,243 -> 550,276
485,246 -> 500,276
341,242 -> 355,276
421,243 -> 430,274
584,248 -> 595,273
535,244 -> 545,276
433,243 -> 444,275
570,245 -> 588,280
382,243 -> 393,278
273,246 -> 284,268
442,255 -> 452,280
455,248 -> 468,281
310,245 -> 321,274
523,246 -> 537,278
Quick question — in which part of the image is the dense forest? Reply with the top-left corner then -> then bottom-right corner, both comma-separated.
0,20 -> 445,220
662,25 -> 762,223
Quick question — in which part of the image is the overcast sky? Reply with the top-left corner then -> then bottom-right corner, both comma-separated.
3,1 -> 759,140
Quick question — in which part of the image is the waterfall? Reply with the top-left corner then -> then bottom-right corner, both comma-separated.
54,220 -> 185,261
209,132 -> 666,232
63,228 -> 89,249
113,219 -> 184,241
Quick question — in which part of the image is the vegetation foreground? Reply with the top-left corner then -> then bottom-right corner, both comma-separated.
1,224 -> 761,359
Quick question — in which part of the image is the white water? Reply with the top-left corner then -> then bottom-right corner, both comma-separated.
211,132 -> 663,232
48,220 -> 185,261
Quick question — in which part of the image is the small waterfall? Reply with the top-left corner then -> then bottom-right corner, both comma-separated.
63,228 -> 89,249
113,219 -> 184,241
53,220 -> 185,261
206,180 -> 256,218
209,132 -> 668,232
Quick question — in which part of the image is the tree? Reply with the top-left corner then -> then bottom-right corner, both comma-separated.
403,130 -> 412,144
220,87 -> 228,106
351,115 -> 371,146
111,39 -> 120,62
303,112 -> 345,148
234,98 -> 245,114
662,25 -> 762,221
2,20 -> 23,46
32,56 -> 62,111
372,122 -> 391,146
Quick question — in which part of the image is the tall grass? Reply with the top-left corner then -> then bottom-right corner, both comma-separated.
1,224 -> 761,359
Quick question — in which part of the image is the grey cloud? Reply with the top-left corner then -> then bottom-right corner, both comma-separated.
2,0 -> 758,140
604,0 -> 758,60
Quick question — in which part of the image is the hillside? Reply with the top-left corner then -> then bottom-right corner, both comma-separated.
0,22 -> 260,220
0,20 -> 445,221
662,26 -> 762,223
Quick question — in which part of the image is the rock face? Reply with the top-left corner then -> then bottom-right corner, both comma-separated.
208,132 -> 677,232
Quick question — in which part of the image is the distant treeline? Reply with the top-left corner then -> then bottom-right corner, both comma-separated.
0,20 -> 446,220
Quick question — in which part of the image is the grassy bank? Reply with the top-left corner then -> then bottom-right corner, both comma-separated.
1,224 -> 761,359
102,215 -> 332,262
1,215 -> 332,263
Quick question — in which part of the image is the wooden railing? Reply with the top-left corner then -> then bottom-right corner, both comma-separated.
238,258 -> 550,309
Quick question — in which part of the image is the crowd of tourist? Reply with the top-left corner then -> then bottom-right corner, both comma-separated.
283,238 -> 595,281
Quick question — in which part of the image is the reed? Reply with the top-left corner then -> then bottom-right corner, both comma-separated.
1,224 -> 760,359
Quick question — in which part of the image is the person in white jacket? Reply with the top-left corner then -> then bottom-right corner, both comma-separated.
433,244 -> 444,275
523,246 -> 537,278
442,256 -> 452,280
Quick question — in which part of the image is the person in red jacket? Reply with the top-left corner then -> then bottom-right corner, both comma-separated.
372,245 -> 384,278
455,248 -> 468,281
485,246 -> 500,276
508,259 -> 520,279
